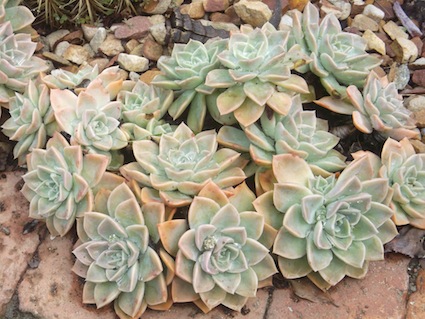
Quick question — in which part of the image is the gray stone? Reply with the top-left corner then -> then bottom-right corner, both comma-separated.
149,21 -> 168,45
89,27 -> 107,53
117,53 -> 149,72
393,63 -> 411,90
54,41 -> 70,57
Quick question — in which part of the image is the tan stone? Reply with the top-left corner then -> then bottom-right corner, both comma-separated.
124,38 -> 141,54
188,1 -> 206,19
62,44 -> 91,65
233,0 -> 272,27
383,20 -> 409,40
117,53 -> 149,72
267,254 -> 409,319
0,171 -> 41,316
141,0 -> 171,14
42,51 -> 72,66
142,36 -> 164,61
391,37 -> 419,64
99,34 -> 124,57
320,0 -> 351,20
18,234 -> 116,319
362,4 -> 385,22
351,14 -> 379,31
363,29 -> 386,55
140,69 -> 162,84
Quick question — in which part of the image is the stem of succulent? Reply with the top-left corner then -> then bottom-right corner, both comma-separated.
393,1 -> 423,38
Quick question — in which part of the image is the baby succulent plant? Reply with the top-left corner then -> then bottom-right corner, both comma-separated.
21,132 -> 109,237
158,182 -> 277,312
379,138 -> 425,228
119,80 -> 173,124
218,95 -> 346,176
152,38 -> 228,133
51,78 -> 128,170
120,122 -> 247,207
0,21 -> 48,107
72,183 -> 168,318
254,153 -> 398,290
316,72 -> 419,140
1,77 -> 58,164
41,64 -> 99,90
205,23 -> 310,127
280,2 -> 381,99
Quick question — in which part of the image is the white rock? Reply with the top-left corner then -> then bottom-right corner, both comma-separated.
118,53 -> 149,72
149,21 -> 167,45
362,29 -> 386,55
89,27 -> 107,53
233,0 -> 272,27
383,20 -> 409,40
363,4 -> 385,22
54,41 -> 70,57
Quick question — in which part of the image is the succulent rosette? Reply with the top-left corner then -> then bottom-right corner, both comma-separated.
51,78 -> 128,170
0,0 -> 35,32
72,183 -> 168,319
152,38 -> 228,133
41,64 -> 99,90
379,138 -> 425,228
217,95 -> 346,176
316,72 -> 419,140
280,2 -> 381,98
120,122 -> 247,207
254,153 -> 397,290
205,23 -> 310,127
0,21 -> 48,106
20,132 -> 109,236
158,182 -> 277,311
1,77 -> 58,164
118,79 -> 173,130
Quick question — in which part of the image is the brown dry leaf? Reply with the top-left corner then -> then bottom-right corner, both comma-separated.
385,226 -> 425,258
290,278 -> 338,307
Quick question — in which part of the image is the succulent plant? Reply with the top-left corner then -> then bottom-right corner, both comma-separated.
316,72 -> 420,140
50,78 -> 128,170
217,95 -> 346,176
20,132 -> 109,237
41,64 -> 99,90
152,38 -> 228,133
253,153 -> 398,290
158,182 -> 277,311
120,122 -> 247,207
0,0 -> 35,32
205,23 -> 310,127
0,21 -> 48,107
72,183 -> 168,319
280,2 -> 381,99
379,138 -> 425,228
1,77 -> 58,165
118,79 -> 173,127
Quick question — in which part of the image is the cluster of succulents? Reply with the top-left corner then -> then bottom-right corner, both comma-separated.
3,1 -> 425,318
280,2 -> 382,99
